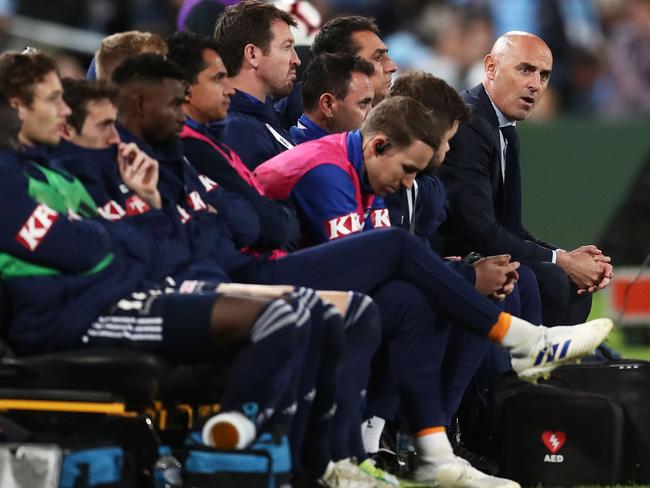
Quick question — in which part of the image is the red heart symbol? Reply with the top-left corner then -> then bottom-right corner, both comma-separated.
541,431 -> 566,454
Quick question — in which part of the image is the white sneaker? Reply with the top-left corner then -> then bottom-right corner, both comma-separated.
359,458 -> 400,486
413,456 -> 519,488
319,458 -> 390,487
511,318 -> 613,383
201,411 -> 256,449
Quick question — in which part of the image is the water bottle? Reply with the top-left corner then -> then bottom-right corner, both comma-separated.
153,446 -> 183,488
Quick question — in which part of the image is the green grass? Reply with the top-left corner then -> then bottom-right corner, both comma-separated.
588,294 -> 650,361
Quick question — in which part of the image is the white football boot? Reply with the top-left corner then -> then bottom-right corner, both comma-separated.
510,318 -> 613,383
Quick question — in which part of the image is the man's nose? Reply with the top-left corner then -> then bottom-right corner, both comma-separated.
107,125 -> 121,145
528,73 -> 542,91
384,55 -> 397,74
291,47 -> 301,67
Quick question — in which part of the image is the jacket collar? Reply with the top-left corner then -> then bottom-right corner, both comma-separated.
347,130 -> 373,194
229,89 -> 281,124
292,114 -> 329,144
467,83 -> 500,130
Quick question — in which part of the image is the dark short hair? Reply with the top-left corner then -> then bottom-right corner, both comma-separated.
167,31 -> 222,85
111,53 -> 185,86
301,53 -> 374,112
389,72 -> 470,148
62,78 -> 118,133
0,51 -> 58,106
390,72 -> 470,126
213,0 -> 296,77
96,31 -> 168,81
311,16 -> 379,57
361,96 -> 438,153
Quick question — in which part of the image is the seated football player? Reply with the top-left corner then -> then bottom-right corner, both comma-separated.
0,57 -> 325,464
51,52 -> 612,488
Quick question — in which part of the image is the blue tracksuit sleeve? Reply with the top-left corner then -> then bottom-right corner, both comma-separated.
0,166 -> 112,274
202,184 -> 261,249
181,136 -> 300,251
414,175 -> 448,236
385,174 -> 448,239
291,164 -> 361,244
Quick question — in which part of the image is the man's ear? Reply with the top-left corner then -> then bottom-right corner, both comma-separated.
134,93 -> 146,118
60,122 -> 75,140
371,134 -> 390,156
319,93 -> 336,118
484,53 -> 496,81
243,43 -> 261,69
8,96 -> 24,116
363,133 -> 390,159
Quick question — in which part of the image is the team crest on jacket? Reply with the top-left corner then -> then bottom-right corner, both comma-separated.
16,204 -> 59,251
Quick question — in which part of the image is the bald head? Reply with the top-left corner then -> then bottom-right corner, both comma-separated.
482,31 -> 552,121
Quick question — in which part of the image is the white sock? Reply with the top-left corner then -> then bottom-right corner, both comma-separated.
500,315 -> 543,353
414,430 -> 454,464
361,416 -> 385,453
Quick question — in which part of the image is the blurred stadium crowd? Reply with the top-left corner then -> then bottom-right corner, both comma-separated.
1,0 -> 648,119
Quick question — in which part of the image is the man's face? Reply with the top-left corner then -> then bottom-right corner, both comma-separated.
365,137 -> 433,196
430,120 -> 460,168
485,36 -> 553,121
330,72 -> 374,133
257,20 -> 301,98
187,48 -> 234,123
350,30 -> 397,104
141,78 -> 187,145
65,98 -> 120,149
14,71 -> 71,146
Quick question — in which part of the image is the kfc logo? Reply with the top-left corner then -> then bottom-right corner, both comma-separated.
16,204 -> 59,251
326,212 -> 363,239
198,174 -> 219,192
370,208 -> 391,228
542,431 -> 566,463
125,195 -> 150,216
98,200 -> 127,221
187,191 -> 208,211
177,205 -> 191,224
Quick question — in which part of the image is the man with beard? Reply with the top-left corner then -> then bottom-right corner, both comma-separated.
214,0 -> 301,169
56,53 -> 613,488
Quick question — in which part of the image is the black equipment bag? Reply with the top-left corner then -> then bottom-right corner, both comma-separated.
496,360 -> 650,485
495,372 -> 625,486
543,360 -> 650,483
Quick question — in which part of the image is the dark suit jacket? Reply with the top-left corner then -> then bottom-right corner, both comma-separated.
438,83 -> 555,264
